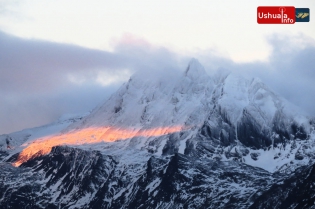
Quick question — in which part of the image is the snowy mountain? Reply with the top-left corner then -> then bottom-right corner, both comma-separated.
1,59 -> 315,208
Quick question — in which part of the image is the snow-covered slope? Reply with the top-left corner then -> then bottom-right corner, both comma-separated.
67,58 -> 212,130
1,58 -> 314,208
0,113 -> 87,161
59,58 -> 312,172
69,58 -> 310,141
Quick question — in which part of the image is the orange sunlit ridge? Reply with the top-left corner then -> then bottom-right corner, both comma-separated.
13,126 -> 183,167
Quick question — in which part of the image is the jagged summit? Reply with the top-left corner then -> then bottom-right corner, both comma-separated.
68,59 -> 310,150
184,58 -> 208,80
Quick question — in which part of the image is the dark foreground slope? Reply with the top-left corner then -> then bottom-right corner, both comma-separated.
1,146 -> 315,209
250,163 -> 315,209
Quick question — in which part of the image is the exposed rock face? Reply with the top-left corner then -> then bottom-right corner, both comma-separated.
1,145 -> 315,209
0,146 -> 272,209
250,163 -> 315,209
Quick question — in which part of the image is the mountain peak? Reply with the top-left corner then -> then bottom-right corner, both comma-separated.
184,58 -> 207,80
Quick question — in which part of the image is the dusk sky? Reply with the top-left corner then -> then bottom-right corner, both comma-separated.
0,0 -> 315,134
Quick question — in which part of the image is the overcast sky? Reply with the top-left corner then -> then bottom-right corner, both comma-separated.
0,0 -> 314,134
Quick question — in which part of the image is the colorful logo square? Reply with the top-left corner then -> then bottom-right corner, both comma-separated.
296,8 -> 310,22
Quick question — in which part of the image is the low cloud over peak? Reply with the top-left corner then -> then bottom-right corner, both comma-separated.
0,31 -> 314,134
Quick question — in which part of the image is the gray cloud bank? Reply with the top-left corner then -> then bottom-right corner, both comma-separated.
0,31 -> 314,134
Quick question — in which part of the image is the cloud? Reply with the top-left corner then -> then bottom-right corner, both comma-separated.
267,35 -> 315,115
0,84 -> 118,134
0,31 -> 185,92
0,31 -> 122,93
192,33 -> 315,117
0,31 -> 183,134
238,34 -> 315,116
0,31 -> 314,135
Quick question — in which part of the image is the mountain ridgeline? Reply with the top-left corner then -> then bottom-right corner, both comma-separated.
0,59 -> 314,208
